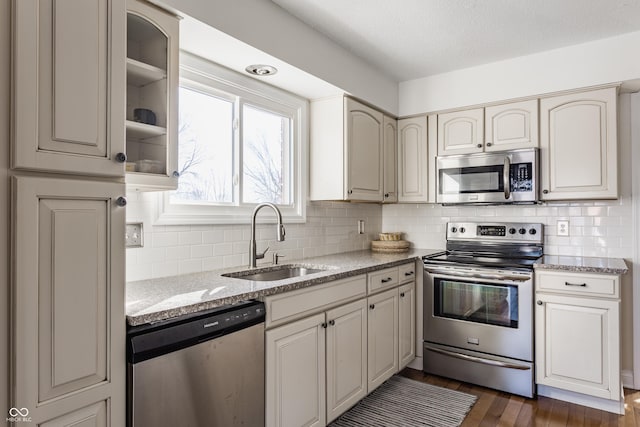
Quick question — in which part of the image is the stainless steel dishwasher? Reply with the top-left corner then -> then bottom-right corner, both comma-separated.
127,300 -> 265,427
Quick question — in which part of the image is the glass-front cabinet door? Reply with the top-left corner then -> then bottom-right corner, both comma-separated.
125,0 -> 179,190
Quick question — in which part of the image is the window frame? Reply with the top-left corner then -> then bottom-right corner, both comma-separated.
156,52 -> 308,225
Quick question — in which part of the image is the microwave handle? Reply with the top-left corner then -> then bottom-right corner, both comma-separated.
503,156 -> 511,200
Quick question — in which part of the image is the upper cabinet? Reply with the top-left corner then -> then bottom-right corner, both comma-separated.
539,87 -> 618,200
397,116 -> 429,203
485,99 -> 538,152
383,116 -> 398,203
310,96 -> 385,202
125,0 -> 179,190
12,0 -> 126,177
437,108 -> 484,155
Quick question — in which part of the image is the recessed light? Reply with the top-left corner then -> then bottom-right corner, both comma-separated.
245,64 -> 278,76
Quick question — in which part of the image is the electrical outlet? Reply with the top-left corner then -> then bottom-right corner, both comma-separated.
126,223 -> 144,248
557,220 -> 569,237
357,219 -> 365,235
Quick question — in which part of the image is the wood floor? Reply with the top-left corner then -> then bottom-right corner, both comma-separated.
399,368 -> 640,426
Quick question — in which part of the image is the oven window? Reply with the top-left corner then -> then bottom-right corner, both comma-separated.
433,278 -> 518,328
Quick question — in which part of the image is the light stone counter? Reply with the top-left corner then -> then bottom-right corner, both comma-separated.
126,248 -> 440,326
534,255 -> 628,275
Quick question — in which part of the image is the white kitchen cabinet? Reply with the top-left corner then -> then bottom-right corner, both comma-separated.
437,108 -> 484,155
12,176 -> 125,425
539,87 -> 618,200
326,300 -> 368,423
398,281 -> 416,370
383,115 -> 398,203
485,99 -> 538,151
367,288 -> 399,392
125,0 -> 180,190
535,270 -> 622,413
266,312 -> 326,427
397,116 -> 429,202
310,96 -> 384,202
12,0 -> 126,177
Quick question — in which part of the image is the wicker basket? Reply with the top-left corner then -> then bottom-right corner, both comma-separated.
371,240 -> 410,253
379,232 -> 403,241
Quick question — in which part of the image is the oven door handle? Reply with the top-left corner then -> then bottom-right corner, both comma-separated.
423,266 -> 531,282
425,345 -> 531,371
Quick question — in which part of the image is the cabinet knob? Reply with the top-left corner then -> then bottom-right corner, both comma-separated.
476,144 -> 482,148
116,196 -> 127,207
348,190 -> 353,195
115,152 -> 127,163
542,189 -> 549,194
486,142 -> 492,147
384,193 -> 389,198
321,322 -> 328,328
172,171 -> 180,178
400,292 -> 405,297
369,304 -> 375,310
328,319 -> 335,326
536,300 -> 543,305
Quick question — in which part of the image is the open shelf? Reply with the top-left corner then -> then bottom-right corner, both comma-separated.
126,120 -> 167,141
127,58 -> 166,86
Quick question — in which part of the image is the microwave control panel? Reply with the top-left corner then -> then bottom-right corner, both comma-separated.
510,163 -> 533,192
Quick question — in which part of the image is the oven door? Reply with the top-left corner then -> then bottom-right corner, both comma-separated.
436,149 -> 538,204
424,265 -> 533,362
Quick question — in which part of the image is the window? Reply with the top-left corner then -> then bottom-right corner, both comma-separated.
157,53 -> 307,224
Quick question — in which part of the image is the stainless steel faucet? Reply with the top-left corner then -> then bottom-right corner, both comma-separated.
249,202 -> 285,268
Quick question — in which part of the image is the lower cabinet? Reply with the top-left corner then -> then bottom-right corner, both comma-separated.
535,270 -> 622,413
367,288 -> 398,392
398,282 -> 416,370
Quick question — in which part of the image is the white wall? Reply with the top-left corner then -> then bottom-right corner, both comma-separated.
155,0 -> 399,114
126,195 -> 383,281
400,31 -> 640,115
384,93 -> 636,380
0,0 -> 9,422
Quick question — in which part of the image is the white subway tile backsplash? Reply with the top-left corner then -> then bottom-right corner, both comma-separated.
191,244 -> 213,259
152,232 -> 178,248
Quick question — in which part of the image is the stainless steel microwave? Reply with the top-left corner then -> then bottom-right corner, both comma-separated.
436,148 -> 538,204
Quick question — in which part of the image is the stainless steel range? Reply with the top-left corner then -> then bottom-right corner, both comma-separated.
422,221 -> 543,398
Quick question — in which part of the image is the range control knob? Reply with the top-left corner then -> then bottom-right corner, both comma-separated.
459,227 -> 466,233
508,228 -> 517,235
518,228 -> 526,235
450,227 -> 457,233
529,228 -> 537,235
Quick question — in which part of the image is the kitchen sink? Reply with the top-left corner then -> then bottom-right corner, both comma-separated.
223,264 -> 330,281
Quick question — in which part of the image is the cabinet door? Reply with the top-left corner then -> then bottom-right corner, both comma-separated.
367,288 -> 398,392
12,176 -> 125,425
266,313 -> 326,427
535,293 -> 620,399
326,299 -> 367,423
485,99 -> 538,151
539,87 -> 618,200
437,108 -> 484,155
125,0 -> 180,190
398,282 -> 416,370
382,115 -> 398,203
397,116 -> 428,202
12,0 -> 126,176
345,98 -> 384,201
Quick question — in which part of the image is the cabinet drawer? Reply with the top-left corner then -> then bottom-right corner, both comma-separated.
265,275 -> 366,328
398,262 -> 417,284
536,271 -> 619,298
368,267 -> 399,293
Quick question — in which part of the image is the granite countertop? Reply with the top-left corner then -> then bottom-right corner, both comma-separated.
126,248 -> 440,326
534,255 -> 628,275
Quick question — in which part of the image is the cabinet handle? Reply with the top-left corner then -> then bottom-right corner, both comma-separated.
565,282 -> 587,287
400,292 -> 405,297
384,193 -> 389,198
369,304 -> 375,310
542,189 -> 549,194
115,152 -> 127,163
321,322 -> 328,328
328,320 -> 335,326
172,171 -> 180,178
404,271 -> 414,276
381,277 -> 393,283
536,300 -> 543,305
115,196 -> 127,207
486,142 -> 492,147
476,144 -> 482,148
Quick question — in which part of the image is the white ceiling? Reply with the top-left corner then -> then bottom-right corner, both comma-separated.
271,0 -> 640,82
